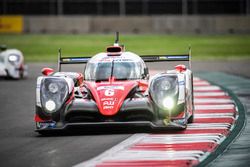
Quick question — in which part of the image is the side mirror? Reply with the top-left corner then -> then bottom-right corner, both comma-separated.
175,64 -> 186,73
41,68 -> 54,76
0,45 -> 7,51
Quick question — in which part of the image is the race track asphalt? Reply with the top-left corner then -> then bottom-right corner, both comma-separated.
0,60 -> 250,167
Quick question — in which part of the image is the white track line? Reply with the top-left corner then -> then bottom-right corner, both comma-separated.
194,86 -> 221,91
195,104 -> 235,110
194,92 -> 228,96
195,98 -> 233,103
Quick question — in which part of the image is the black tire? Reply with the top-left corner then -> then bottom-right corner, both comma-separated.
188,114 -> 194,123
188,73 -> 194,124
19,70 -> 24,79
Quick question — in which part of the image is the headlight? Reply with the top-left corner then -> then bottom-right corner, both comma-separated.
163,97 -> 175,110
8,54 -> 20,63
159,80 -> 171,91
41,78 -> 69,114
45,100 -> 56,112
149,75 -> 178,110
48,83 -> 59,93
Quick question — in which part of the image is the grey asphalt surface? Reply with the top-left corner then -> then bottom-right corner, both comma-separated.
0,60 -> 250,167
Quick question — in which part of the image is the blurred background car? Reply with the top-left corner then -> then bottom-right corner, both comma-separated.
0,45 -> 28,79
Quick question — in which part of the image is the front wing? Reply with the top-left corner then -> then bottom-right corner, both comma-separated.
35,120 -> 187,133
35,97 -> 189,132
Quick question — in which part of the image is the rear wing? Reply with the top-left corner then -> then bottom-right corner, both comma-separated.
141,54 -> 189,62
57,47 -> 192,71
141,46 -> 192,68
57,48 -> 91,71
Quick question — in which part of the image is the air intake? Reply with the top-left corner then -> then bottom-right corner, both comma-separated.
106,46 -> 122,56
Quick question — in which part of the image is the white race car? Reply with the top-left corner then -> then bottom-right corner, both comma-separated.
0,45 -> 28,79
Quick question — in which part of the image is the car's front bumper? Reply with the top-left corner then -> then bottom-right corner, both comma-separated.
0,65 -> 7,77
0,63 -> 28,79
35,120 -> 187,133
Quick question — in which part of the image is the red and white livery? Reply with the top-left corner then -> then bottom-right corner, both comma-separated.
35,34 -> 194,134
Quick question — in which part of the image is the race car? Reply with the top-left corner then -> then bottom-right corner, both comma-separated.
0,45 -> 28,79
35,34 -> 194,134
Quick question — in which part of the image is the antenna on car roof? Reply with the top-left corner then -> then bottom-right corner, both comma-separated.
114,32 -> 119,46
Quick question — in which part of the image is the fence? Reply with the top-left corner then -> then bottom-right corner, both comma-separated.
1,0 -> 250,16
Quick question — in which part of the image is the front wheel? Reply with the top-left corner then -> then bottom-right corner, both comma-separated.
188,114 -> 194,123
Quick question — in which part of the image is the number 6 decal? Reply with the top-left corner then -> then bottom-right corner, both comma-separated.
105,89 -> 115,96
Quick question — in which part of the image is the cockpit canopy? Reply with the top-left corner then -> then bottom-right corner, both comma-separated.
84,52 -> 147,81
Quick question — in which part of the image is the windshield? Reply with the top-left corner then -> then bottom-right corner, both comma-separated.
84,61 -> 143,81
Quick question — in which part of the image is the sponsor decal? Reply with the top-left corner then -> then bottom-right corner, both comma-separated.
167,55 -> 189,59
103,106 -> 114,109
101,97 -> 118,101
101,97 -> 114,101
113,58 -> 133,62
37,121 -> 56,129
104,89 -> 115,96
98,57 -> 134,62
102,97 -> 117,110
159,56 -> 168,60
97,86 -> 124,91
62,58 -> 70,62
99,57 -> 113,62
179,81 -> 185,85
103,101 -> 114,106
70,58 -> 89,61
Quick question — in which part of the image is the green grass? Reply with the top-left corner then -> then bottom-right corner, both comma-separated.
1,34 -> 250,62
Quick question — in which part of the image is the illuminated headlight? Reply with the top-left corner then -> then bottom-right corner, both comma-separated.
8,55 -> 19,62
45,100 -> 56,112
149,75 -> 179,110
41,78 -> 69,114
163,97 -> 175,110
48,83 -> 59,93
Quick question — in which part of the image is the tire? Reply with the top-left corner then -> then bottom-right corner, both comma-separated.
188,114 -> 194,123
19,70 -> 24,79
188,73 -> 194,124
